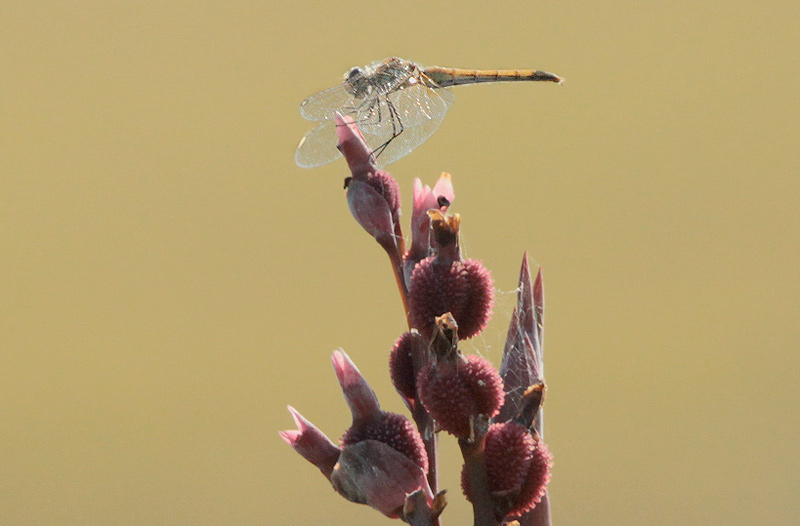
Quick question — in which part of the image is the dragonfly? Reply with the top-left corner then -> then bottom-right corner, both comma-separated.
295,57 -> 563,168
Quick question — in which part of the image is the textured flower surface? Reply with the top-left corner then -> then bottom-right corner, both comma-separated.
409,256 -> 494,340
506,438 -> 553,518
341,411 -> 428,474
417,353 -> 504,438
461,422 -> 553,520
483,422 -> 535,492
282,350 -> 433,519
389,331 -> 424,407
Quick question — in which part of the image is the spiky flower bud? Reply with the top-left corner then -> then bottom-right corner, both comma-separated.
507,437 -> 553,517
341,411 -> 428,474
417,352 -> 504,438
408,256 -> 494,340
484,422 -> 536,492
389,331 -> 425,406
461,422 -> 553,519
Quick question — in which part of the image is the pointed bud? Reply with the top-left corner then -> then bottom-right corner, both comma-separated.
404,173 -> 455,286
338,114 -> 403,248
498,254 -> 545,424
332,349 -> 380,424
279,406 -> 340,479
333,350 -> 428,473
335,113 -> 379,179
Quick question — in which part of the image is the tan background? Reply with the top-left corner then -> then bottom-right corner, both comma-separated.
2,2 -> 798,525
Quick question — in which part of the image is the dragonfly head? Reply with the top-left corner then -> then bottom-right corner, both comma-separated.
344,66 -> 368,97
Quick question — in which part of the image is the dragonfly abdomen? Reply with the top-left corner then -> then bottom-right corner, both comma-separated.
424,68 -> 563,87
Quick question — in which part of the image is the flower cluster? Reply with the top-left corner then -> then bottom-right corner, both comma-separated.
281,115 -> 553,526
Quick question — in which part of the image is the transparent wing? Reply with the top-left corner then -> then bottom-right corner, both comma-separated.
295,120 -> 342,168
389,83 -> 454,129
299,84 -> 359,122
296,82 -> 455,168
346,83 -> 455,135
364,104 -> 451,166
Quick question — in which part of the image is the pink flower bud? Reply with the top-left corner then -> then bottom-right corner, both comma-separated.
388,331 -> 426,407
506,437 -> 553,518
337,114 -> 402,247
279,406 -> 340,479
335,113 -> 379,179
483,422 -> 536,492
408,255 -> 494,340
417,352 -> 504,438
346,177 -> 398,246
333,350 -> 428,473
329,350 -> 432,518
404,173 -> 455,286
461,422 -> 553,520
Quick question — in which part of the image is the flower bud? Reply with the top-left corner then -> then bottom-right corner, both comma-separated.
404,174 -> 455,286
461,422 -> 553,519
506,437 -> 553,518
483,422 -> 536,493
346,177 -> 399,246
408,255 -> 494,340
341,411 -> 428,474
279,406 -> 340,479
389,331 -> 426,407
335,112 -> 379,179
407,211 -> 493,340
337,114 -> 403,248
333,350 -> 428,473
417,350 -> 504,438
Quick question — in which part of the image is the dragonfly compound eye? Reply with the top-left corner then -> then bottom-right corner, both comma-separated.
347,67 -> 363,82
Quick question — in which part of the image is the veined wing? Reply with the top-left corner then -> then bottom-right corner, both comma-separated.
296,80 -> 455,167
366,104 -> 450,166
300,84 -> 359,122
344,82 -> 454,138
295,120 -> 342,168
388,82 -> 454,128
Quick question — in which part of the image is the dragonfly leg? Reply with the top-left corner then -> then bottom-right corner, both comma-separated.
372,95 -> 404,159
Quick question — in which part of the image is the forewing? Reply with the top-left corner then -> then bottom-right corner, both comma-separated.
295,120 -> 342,168
299,84 -> 359,122
388,84 -> 454,129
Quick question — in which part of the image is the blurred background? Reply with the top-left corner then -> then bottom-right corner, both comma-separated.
2,2 -> 798,525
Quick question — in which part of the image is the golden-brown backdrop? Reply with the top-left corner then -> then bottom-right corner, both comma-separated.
2,2 -> 798,525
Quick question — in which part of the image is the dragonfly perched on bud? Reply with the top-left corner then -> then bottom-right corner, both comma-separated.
295,57 -> 563,168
